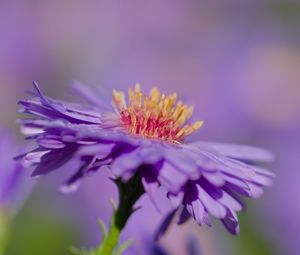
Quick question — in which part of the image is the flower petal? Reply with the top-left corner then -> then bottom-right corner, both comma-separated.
190,141 -> 274,162
221,209 -> 240,235
158,161 -> 188,194
110,149 -> 143,180
197,184 -> 227,219
164,146 -> 199,180
154,209 -> 177,241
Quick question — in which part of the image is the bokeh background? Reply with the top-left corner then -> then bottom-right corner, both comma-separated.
1,1 -> 300,255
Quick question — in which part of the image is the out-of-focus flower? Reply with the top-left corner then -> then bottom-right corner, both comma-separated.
142,235 -> 202,255
0,130 -> 32,254
147,243 -> 169,255
0,130 -> 30,213
187,237 -> 203,255
18,82 -> 274,235
127,228 -> 203,255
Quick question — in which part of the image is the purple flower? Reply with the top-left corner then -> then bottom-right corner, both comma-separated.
18,81 -> 274,235
0,130 -> 30,213
144,236 -> 202,255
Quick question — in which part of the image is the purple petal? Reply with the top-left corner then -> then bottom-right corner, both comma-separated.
223,188 -> 246,211
252,166 -> 275,178
197,184 -> 227,219
158,161 -> 188,194
110,149 -> 143,180
217,156 -> 256,179
31,146 -> 77,177
202,210 -> 212,226
191,199 -> 205,225
202,171 -> 225,186
138,144 -> 164,164
222,174 -> 251,195
177,207 -> 191,225
71,80 -> 112,111
222,209 -> 240,235
190,141 -> 274,162
251,172 -> 273,187
59,159 -> 96,193
77,143 -> 116,157
20,82 -> 102,125
168,192 -> 184,208
154,209 -> 177,241
247,182 -> 264,198
218,190 -> 243,212
164,146 -> 200,180
142,176 -> 160,212
37,136 -> 66,149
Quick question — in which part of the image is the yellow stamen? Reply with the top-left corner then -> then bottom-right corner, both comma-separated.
112,85 -> 203,143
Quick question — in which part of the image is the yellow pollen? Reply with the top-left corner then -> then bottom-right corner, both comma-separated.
112,84 -> 204,143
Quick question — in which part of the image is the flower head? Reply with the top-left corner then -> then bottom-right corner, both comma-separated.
18,81 -> 274,235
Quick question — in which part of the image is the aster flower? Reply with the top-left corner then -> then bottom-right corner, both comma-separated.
0,130 -> 32,254
18,82 -> 274,254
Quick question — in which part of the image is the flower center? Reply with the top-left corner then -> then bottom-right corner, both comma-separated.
112,84 -> 203,143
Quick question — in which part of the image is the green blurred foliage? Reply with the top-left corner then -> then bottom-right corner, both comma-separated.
5,189 -> 82,255
269,0 -> 300,26
223,201 -> 278,255
0,211 -> 11,255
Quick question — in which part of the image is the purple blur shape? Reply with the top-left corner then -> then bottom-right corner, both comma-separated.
0,130 -> 31,213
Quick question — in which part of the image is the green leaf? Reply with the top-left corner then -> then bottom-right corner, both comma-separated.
69,246 -> 84,255
113,239 -> 133,255
110,199 -> 117,211
97,219 -> 107,239
69,246 -> 98,255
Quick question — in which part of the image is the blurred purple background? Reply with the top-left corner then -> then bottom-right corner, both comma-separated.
1,1 -> 299,255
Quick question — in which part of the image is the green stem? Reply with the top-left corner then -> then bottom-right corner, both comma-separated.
98,175 -> 144,255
